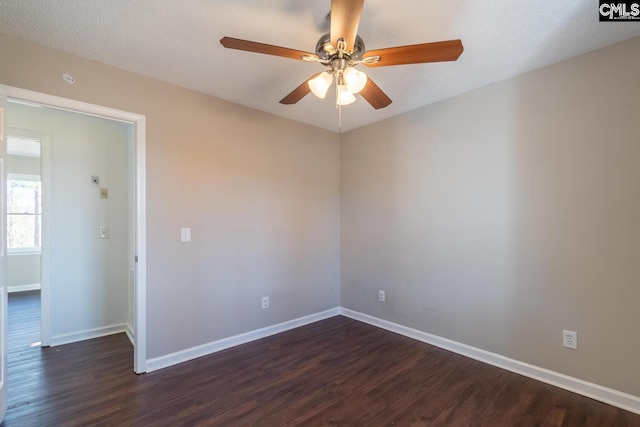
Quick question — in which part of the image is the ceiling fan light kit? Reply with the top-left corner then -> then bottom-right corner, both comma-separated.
220,0 -> 463,118
307,36 -> 369,105
337,84 -> 357,106
309,71 -> 333,99
343,67 -> 367,93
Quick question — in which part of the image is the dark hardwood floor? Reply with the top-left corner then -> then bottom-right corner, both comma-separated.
3,292 -> 640,426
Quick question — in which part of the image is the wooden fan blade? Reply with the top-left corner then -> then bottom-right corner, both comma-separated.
359,78 -> 392,109
220,37 -> 318,61
330,0 -> 365,52
363,39 -> 463,67
279,74 -> 320,105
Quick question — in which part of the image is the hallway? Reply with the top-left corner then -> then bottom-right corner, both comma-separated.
7,291 -> 42,415
8,291 -> 40,350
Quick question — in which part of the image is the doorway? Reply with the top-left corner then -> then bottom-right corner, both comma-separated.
6,133 -> 43,351
1,86 -> 147,374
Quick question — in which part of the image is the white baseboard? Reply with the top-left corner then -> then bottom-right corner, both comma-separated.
141,305 -> 640,414
339,307 -> 640,415
125,322 -> 134,345
146,307 -> 340,372
51,323 -> 128,347
8,283 -> 41,293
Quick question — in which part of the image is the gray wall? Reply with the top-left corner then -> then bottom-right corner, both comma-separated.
7,254 -> 40,288
2,30 -> 638,400
341,36 -> 640,397
0,33 -> 341,358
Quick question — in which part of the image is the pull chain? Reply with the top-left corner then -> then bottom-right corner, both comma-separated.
335,72 -> 345,132
336,80 -> 342,132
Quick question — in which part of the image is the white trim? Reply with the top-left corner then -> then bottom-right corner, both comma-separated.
1,85 -> 148,373
7,283 -> 40,293
7,248 -> 41,256
133,118 -> 146,373
125,322 -> 134,346
145,305 -> 640,413
146,308 -> 340,373
6,90 -> 139,125
39,133 -> 51,346
50,323 -> 127,347
339,307 -> 640,416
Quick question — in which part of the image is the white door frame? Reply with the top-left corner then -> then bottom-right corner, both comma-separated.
1,85 -> 147,373
0,88 -> 9,419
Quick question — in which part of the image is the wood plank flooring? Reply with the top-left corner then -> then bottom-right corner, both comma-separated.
3,292 -> 640,426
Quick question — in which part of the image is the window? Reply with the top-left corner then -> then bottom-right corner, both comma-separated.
7,174 -> 42,252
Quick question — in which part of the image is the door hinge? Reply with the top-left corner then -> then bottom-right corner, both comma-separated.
134,255 -> 138,263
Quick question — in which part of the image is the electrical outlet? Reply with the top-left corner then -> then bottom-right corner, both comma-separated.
378,290 -> 385,302
563,330 -> 577,350
262,296 -> 269,309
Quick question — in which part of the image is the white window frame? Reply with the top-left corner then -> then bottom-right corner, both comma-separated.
7,172 -> 42,255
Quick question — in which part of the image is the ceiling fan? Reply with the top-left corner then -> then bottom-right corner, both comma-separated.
220,0 -> 463,110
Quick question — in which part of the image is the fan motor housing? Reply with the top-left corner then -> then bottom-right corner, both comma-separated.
315,33 -> 366,60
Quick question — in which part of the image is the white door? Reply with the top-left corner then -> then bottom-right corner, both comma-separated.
0,92 -> 9,419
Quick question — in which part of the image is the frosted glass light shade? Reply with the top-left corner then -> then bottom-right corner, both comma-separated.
337,84 -> 356,105
343,67 -> 367,93
308,71 -> 333,99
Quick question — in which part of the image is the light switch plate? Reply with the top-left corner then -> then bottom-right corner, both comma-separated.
99,226 -> 109,239
181,227 -> 191,242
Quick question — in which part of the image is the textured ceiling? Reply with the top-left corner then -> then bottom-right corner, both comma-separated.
1,0 -> 639,133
